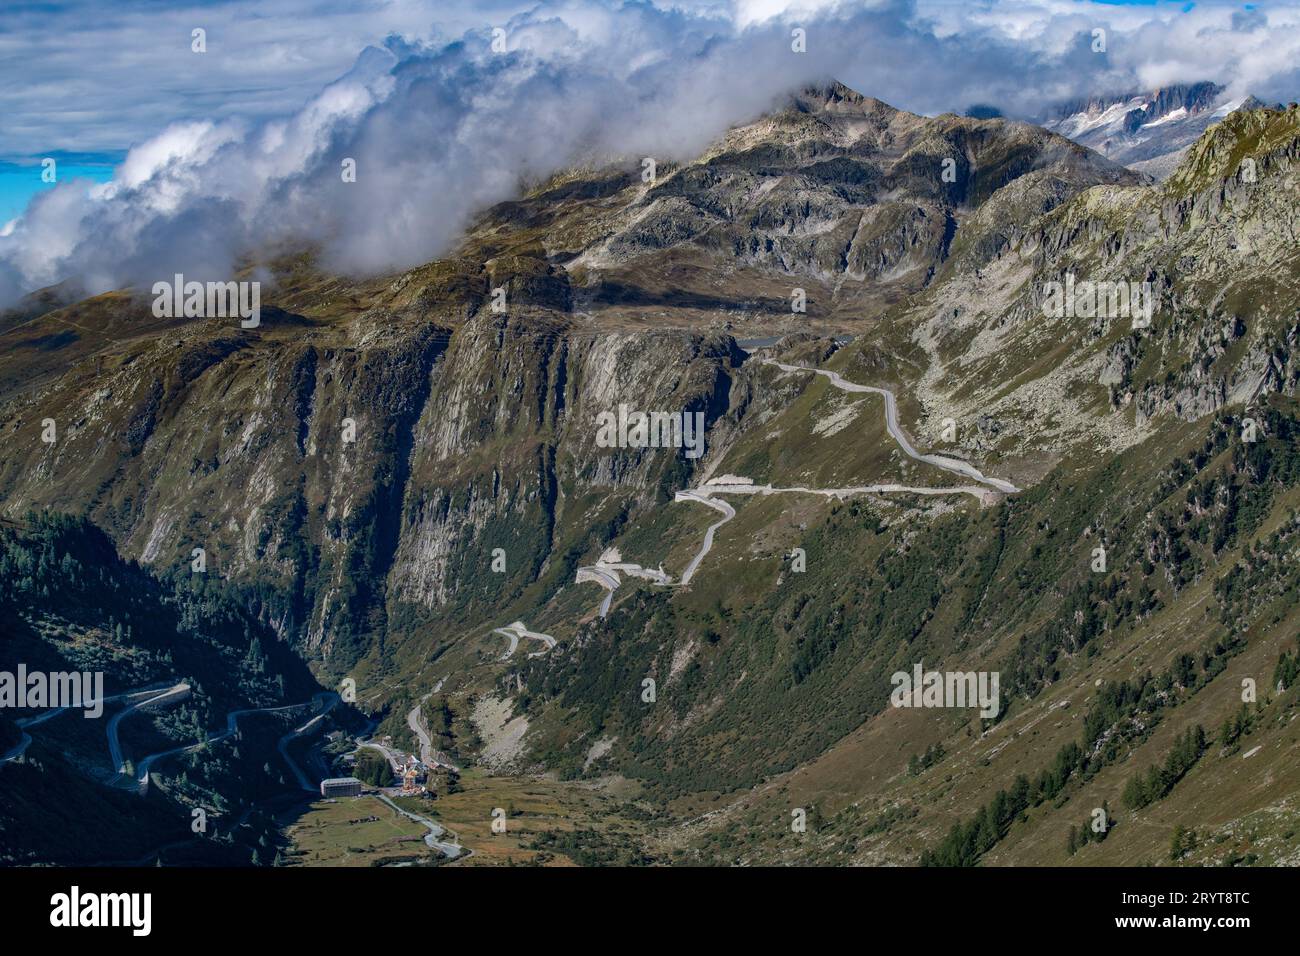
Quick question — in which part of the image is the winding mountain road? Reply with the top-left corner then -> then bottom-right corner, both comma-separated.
491,621 -> 557,660
116,691 -> 339,794
4,680 -> 183,769
1,732 -> 31,763
575,552 -> 672,619
527,355 -> 1021,642
278,694 -> 343,791
658,360 -> 1020,583
762,359 -> 1020,493
6,678 -> 341,799
4,682 -> 178,766
106,682 -> 193,776
406,697 -> 461,772
575,565 -> 620,617
375,793 -> 464,859
673,490 -> 737,585
696,477 -> 995,503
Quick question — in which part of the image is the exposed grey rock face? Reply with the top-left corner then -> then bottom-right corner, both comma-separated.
1044,82 -> 1276,180
387,311 -> 744,612
566,81 -> 1139,306
0,300 -> 747,668
901,101 -> 1299,467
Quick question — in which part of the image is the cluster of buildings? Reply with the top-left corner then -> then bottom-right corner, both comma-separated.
322,739 -> 437,798
398,755 -> 427,794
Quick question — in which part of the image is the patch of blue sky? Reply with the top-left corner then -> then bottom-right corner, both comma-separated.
0,155 -> 118,224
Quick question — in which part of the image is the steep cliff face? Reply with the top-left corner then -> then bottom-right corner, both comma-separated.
0,283 -> 747,675
0,301 -> 452,667
384,313 -> 743,622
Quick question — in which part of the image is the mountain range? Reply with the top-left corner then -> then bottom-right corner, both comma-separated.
2,80 -> 1298,866
1045,81 -> 1285,180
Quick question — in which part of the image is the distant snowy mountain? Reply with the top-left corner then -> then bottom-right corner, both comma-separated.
1044,82 -> 1272,179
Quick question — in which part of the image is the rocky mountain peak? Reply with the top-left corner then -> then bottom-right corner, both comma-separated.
791,79 -> 878,113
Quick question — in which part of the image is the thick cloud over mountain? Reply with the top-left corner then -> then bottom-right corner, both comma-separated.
1,0 -> 1297,307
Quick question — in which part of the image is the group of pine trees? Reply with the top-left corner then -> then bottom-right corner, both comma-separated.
907,742 -> 946,776
353,748 -> 392,787
1121,725 -> 1207,810
921,650 -> 1233,866
1216,703 -> 1257,754
1275,642 -> 1299,693
1066,802 -> 1113,856
920,774 -> 1035,867
1169,824 -> 1199,861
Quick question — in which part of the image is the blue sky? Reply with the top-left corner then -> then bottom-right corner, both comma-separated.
0,158 -> 117,224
